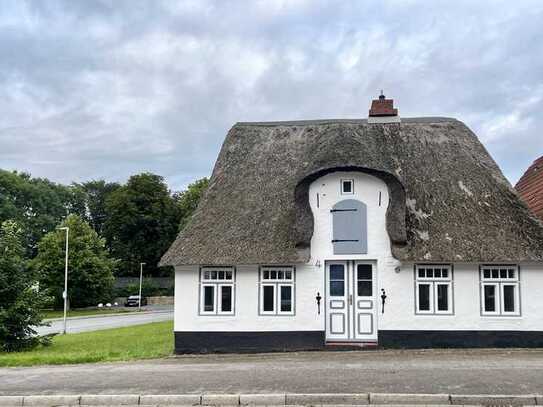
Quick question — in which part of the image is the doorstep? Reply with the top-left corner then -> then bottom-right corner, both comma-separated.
325,341 -> 378,350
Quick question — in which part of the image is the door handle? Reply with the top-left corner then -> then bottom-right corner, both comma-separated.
348,294 -> 353,306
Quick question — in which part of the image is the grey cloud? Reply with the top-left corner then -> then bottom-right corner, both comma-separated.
1,0 -> 542,190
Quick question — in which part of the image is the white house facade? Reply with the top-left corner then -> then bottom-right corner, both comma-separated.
162,95 -> 543,352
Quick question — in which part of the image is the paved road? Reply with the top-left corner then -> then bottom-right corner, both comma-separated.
37,308 -> 173,335
2,348 -> 543,395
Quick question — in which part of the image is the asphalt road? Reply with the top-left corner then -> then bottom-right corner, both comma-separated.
1,348 -> 543,395
36,308 -> 173,335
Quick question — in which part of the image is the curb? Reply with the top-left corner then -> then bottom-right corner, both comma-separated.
0,393 -> 540,406
370,393 -> 450,404
140,395 -> 200,405
450,394 -> 538,406
80,395 -> 140,406
24,396 -> 81,406
286,394 -> 369,405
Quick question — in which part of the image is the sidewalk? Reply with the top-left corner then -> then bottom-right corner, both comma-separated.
1,349 -> 543,395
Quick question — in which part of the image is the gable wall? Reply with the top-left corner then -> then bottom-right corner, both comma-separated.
308,171 -> 395,263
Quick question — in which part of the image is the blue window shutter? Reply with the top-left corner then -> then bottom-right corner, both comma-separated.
331,199 -> 367,254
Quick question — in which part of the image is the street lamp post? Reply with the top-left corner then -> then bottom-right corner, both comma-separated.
58,226 -> 69,335
139,262 -> 146,311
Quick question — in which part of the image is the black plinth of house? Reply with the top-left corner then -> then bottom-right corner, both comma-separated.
175,330 -> 543,353
175,331 -> 325,354
379,330 -> 543,348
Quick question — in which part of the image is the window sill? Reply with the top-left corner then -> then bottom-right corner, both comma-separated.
414,312 -> 454,316
199,313 -> 235,316
258,313 -> 296,317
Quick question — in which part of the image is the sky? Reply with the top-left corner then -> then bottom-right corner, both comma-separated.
1,0 -> 542,191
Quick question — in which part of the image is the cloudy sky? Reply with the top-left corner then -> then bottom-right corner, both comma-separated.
1,0 -> 542,191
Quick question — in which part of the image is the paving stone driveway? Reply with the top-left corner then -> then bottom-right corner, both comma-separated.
1,348 -> 543,395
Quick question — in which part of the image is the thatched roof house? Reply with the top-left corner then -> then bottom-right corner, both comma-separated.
166,95 -> 543,353
162,118 -> 543,266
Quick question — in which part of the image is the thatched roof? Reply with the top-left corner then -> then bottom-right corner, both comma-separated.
161,118 -> 543,266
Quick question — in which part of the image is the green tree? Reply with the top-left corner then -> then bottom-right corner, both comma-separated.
104,173 -> 180,277
174,177 -> 209,231
0,170 -> 86,256
74,180 -> 120,236
0,220 -> 48,352
33,214 -> 116,309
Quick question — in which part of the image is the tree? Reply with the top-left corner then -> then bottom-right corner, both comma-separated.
33,214 -> 116,309
104,173 -> 180,277
74,180 -> 120,236
0,220 -> 48,352
0,170 -> 86,256
174,177 -> 209,231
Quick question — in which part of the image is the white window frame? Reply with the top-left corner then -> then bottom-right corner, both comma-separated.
199,267 -> 235,316
415,264 -> 453,315
259,266 -> 295,316
340,179 -> 354,195
480,265 -> 520,316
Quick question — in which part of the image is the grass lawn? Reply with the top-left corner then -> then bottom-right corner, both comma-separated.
41,308 -> 135,319
0,321 -> 173,367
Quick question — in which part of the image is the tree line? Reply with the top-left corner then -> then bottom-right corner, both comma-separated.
0,169 -> 208,351
0,170 -> 208,276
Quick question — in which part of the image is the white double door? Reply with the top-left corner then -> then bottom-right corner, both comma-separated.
325,261 -> 377,342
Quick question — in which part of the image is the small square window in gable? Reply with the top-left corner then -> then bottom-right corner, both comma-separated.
341,179 -> 354,194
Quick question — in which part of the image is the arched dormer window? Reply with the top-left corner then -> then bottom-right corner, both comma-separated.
331,199 -> 367,254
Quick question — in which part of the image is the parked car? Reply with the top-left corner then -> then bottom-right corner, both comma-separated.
125,295 -> 147,307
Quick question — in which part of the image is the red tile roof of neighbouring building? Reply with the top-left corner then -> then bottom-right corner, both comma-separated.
516,156 -> 543,222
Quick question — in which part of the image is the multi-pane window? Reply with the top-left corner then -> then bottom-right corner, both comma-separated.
200,267 -> 234,315
259,266 -> 295,315
415,265 -> 453,315
480,265 -> 520,316
341,179 -> 354,195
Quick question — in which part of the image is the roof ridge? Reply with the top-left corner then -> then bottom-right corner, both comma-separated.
235,117 -> 459,127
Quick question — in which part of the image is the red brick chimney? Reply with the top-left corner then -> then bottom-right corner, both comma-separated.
368,91 -> 400,123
